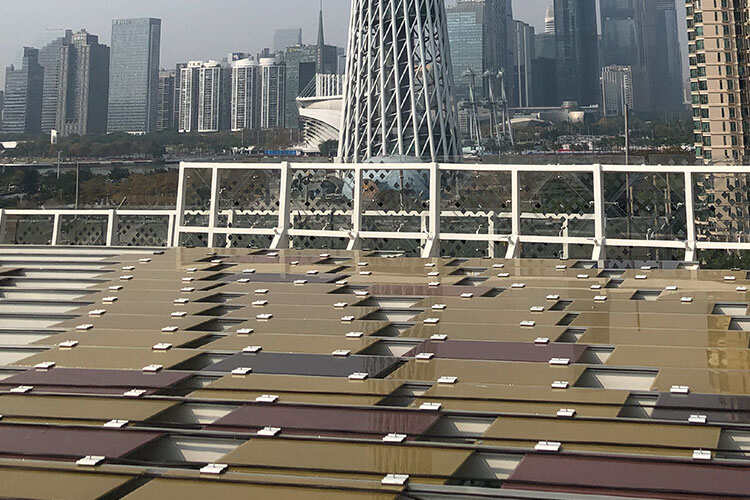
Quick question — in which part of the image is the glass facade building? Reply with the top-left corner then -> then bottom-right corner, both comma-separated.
447,4 -> 486,100
554,0 -> 599,106
39,31 -> 73,133
107,18 -> 161,134
2,47 -> 44,134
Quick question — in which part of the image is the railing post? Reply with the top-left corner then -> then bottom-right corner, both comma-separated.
51,213 -> 61,246
422,162 -> 440,258
173,163 -> 187,247
684,170 -> 697,262
0,209 -> 6,244
488,213 -> 495,259
347,165 -> 362,251
225,210 -> 234,248
106,209 -> 118,247
167,213 -> 175,248
271,162 -> 291,249
207,166 -> 220,248
592,164 -> 606,261
505,168 -> 521,259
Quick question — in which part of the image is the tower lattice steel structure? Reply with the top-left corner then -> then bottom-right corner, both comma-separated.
338,0 -> 461,163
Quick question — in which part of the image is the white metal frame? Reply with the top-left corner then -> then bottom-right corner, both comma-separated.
0,209 -> 176,248
2,162 -> 748,261
173,162 -> 750,260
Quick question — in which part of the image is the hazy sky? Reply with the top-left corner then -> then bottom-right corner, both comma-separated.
0,0 -> 548,85
1,1 -> 685,87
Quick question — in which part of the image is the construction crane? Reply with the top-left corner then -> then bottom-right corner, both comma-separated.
462,68 -> 483,151
484,70 -> 514,147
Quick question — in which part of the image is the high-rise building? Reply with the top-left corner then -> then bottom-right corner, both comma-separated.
273,28 -> 302,52
600,0 -> 683,115
544,4 -> 555,34
686,0 -> 748,164
39,30 -> 73,133
640,0 -> 683,114
512,21 -> 535,108
107,18 -> 161,134
601,65 -> 633,117
177,61 -> 230,134
2,47 -> 44,134
56,30 -> 110,137
173,63 -> 187,130
554,0 -> 599,106
0,90 -> 4,130
339,0 -> 460,163
178,62 -> 200,133
157,70 -> 176,131
446,0 -> 514,101
260,57 -> 286,129
197,61 -> 224,133
231,58 -> 260,131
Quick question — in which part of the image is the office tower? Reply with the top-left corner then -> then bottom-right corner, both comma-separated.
173,63 -> 187,130
197,61 -> 224,133
600,0 -> 683,115
283,6 -> 337,129
231,58 -> 260,131
157,70 -> 176,131
273,28 -> 303,52
178,62 -> 200,133
554,0 -> 599,105
512,21 -> 535,107
2,48 -> 44,134
446,0 -> 514,101
0,90 -> 4,130
39,30 -> 73,133
640,0 -> 683,114
108,18 -> 161,134
339,0 -> 460,162
56,30 -> 110,136
260,57 -> 286,129
686,0 -> 749,164
601,65 -> 633,116
336,47 -> 346,75
544,5 -> 555,34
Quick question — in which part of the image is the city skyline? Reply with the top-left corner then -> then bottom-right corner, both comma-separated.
0,0 -> 551,88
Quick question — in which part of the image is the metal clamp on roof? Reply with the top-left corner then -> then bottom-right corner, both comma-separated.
123,389 -> 147,398
161,326 -> 179,333
432,304 -> 447,310
419,402 -> 442,411
381,474 -> 410,486
551,381 -> 570,389
360,271 -> 373,276
430,334 -> 448,341
103,419 -> 129,428
530,306 -> 545,313
76,324 -> 94,331
382,433 -> 407,443
142,364 -> 163,373
534,441 -> 562,452
688,414 -> 708,424
332,349 -> 351,357
170,312 -> 187,318
692,450 -> 712,461
76,456 -> 105,467
232,367 -> 253,376
122,266 -> 135,271
243,269 -> 256,274
243,346 -> 262,353
174,298 -> 190,304
103,296 -> 119,303
497,272 -> 510,278
255,289 -> 270,294
546,294 -> 560,301
200,463 -> 228,475
416,353 -> 435,361
534,337 -> 550,345
237,328 -> 254,335
354,290 -> 369,296
511,283 -> 526,288
520,320 -> 536,328
256,313 -> 273,320
252,300 -> 269,306
34,362 -> 55,371
549,358 -> 571,366
257,426 -> 281,437
424,318 -> 440,325
109,285 -> 123,291
670,385 -> 690,395
255,394 -> 279,403
346,331 -> 364,338
557,409 -> 577,418
10,386 -> 33,393
59,340 -> 79,349
348,372 -> 369,380
336,280 -> 348,285
460,293 -> 474,298
152,343 -> 173,351
437,376 -> 458,385
89,309 -> 107,316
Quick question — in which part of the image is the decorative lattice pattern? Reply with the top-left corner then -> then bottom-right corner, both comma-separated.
1,215 -> 54,245
58,216 -> 108,246
290,169 -> 354,231
117,216 -> 170,247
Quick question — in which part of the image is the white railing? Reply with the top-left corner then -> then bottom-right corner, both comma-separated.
175,162 -> 750,261
1,162 -> 748,261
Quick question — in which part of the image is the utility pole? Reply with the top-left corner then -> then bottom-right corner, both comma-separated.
56,151 -> 62,179
75,161 -> 80,209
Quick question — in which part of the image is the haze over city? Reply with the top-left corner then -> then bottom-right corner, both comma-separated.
1,0 -> 552,86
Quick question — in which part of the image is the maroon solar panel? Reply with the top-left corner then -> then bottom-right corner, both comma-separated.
210,403 -> 440,438
405,341 -> 589,363
504,455 -> 750,498
0,425 -> 160,459
0,368 -> 190,390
